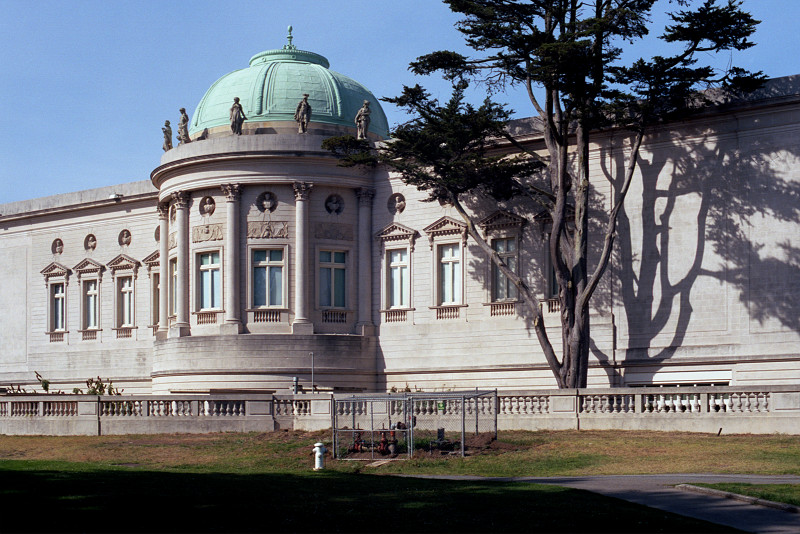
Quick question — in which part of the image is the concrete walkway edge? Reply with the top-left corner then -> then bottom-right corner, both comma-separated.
677,484 -> 800,514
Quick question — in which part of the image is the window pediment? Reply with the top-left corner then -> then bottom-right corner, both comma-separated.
73,258 -> 105,279
41,262 -> 71,281
107,254 -> 141,277
142,250 -> 160,271
376,223 -> 419,251
479,211 -> 526,237
423,216 -> 467,249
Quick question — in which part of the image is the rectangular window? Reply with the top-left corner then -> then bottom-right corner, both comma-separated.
438,243 -> 461,305
51,283 -> 65,331
169,259 -> 177,316
253,249 -> 284,307
117,276 -> 134,327
151,272 -> 160,326
198,251 -> 221,310
387,248 -> 409,308
492,238 -> 518,301
319,250 -> 346,308
83,280 -> 99,329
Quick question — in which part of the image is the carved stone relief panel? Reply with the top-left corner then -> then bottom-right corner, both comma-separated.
192,224 -> 224,243
314,222 -> 353,241
51,238 -> 64,255
154,226 -> 161,243
247,221 -> 289,239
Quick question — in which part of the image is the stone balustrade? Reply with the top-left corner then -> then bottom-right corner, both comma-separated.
2,386 -> 800,436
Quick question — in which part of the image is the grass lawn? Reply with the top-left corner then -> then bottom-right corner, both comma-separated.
694,483 -> 800,507
2,429 -> 791,532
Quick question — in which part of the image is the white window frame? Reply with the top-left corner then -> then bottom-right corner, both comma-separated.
150,271 -> 161,327
168,257 -> 177,317
318,249 -> 348,309
142,250 -> 161,331
50,281 -> 67,332
41,262 -> 71,338
436,241 -> 463,306
385,246 -> 411,309
249,246 -> 288,309
82,278 -> 101,331
72,258 -> 105,336
116,275 -> 135,327
490,236 -> 520,302
196,249 -> 223,311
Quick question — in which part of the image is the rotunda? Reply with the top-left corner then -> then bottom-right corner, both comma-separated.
149,33 -> 385,394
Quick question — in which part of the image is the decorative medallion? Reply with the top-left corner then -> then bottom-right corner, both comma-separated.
325,194 -> 344,215
51,238 -> 64,255
388,193 -> 406,215
199,196 -> 216,216
118,229 -> 132,247
154,226 -> 161,243
256,191 -> 277,213
84,234 -> 97,251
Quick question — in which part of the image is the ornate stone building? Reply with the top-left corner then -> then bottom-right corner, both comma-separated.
1,38 -> 798,394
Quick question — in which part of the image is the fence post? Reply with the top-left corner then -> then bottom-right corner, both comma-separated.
461,395 -> 466,457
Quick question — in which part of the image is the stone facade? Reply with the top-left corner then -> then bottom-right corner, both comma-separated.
0,47 -> 798,395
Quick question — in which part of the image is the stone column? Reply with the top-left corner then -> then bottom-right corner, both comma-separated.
171,191 -> 191,337
220,184 -> 242,335
356,188 -> 375,335
292,182 -> 313,334
157,202 -> 170,337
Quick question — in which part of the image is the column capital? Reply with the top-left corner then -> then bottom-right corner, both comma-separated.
156,201 -> 170,219
293,181 -> 313,201
172,190 -> 190,209
356,188 -> 375,206
220,183 -> 242,202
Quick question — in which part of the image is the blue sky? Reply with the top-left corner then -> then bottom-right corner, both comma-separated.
1,0 -> 798,204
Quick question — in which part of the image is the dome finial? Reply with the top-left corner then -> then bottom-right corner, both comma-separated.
284,25 -> 296,50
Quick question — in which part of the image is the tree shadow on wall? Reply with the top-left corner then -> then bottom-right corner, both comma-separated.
607,107 -> 800,371
461,182 -> 616,382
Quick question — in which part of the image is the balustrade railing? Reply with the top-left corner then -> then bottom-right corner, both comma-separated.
253,310 -> 281,323
384,309 -> 408,323
43,401 -> 78,416
322,310 -> 347,323
435,306 -> 460,320
490,302 -> 515,317
0,387 -> 796,436
498,395 -> 550,414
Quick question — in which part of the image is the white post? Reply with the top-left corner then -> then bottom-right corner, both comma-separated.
157,202 -> 170,335
171,191 -> 191,337
356,188 -> 374,334
221,184 -> 242,334
292,182 -> 313,333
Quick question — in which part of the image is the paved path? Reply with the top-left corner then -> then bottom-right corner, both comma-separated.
399,474 -> 800,533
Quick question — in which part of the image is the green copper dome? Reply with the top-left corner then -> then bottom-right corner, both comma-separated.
190,30 -> 389,138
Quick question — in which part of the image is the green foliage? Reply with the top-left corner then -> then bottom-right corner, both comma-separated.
320,135 -> 377,168
71,376 -> 123,395
34,371 -> 49,393
380,82 -> 543,204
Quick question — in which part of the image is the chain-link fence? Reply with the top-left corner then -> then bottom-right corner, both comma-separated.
333,390 -> 497,460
